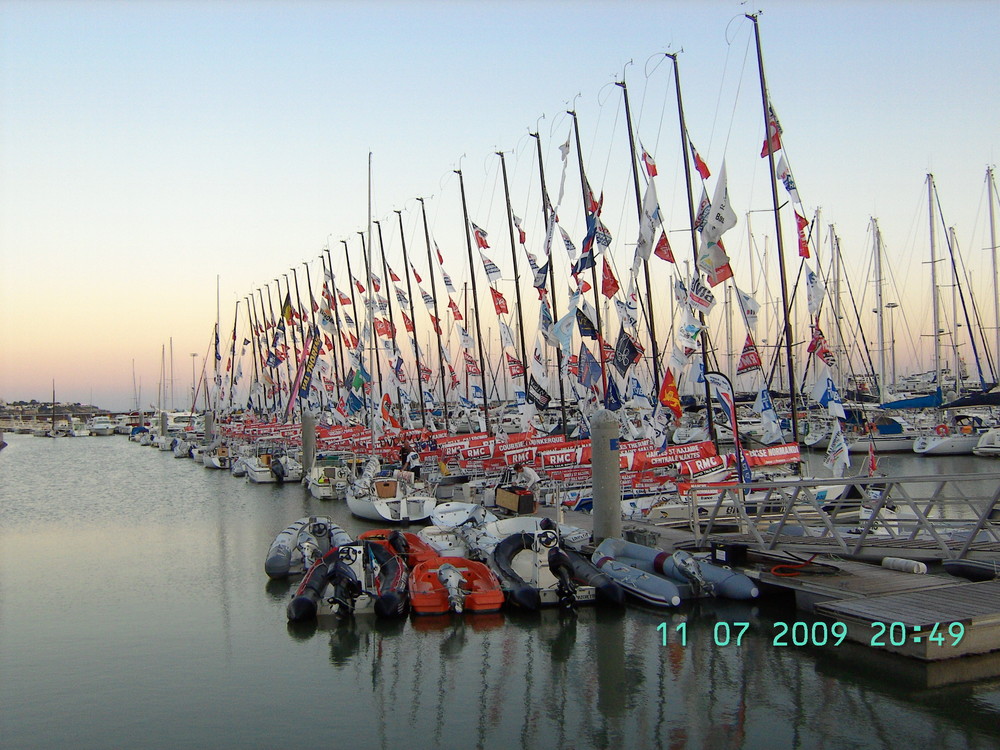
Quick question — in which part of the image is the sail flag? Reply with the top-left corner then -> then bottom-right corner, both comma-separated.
512,214 -> 526,244
595,219 -> 613,252
824,423 -> 850,476
760,104 -> 783,157
752,387 -> 785,444
653,231 -> 674,263
441,268 -> 457,295
796,211 -> 811,258
410,263 -> 423,284
352,277 -> 365,294
428,315 -> 442,336
401,311 -> 414,333
337,289 -> 352,306
634,178 -> 660,264
447,297 -> 463,321
657,367 -> 683,421
577,342 -> 602,388
463,351 -> 481,375
640,144 -> 657,177
559,227 -> 578,262
688,274 -> 717,314
612,328 -> 643,377
576,306 -> 598,340
776,155 -> 800,203
532,258 -> 550,295
806,265 -> 826,316
471,222 -> 489,249
457,324 -> 475,350
694,187 -> 711,232
538,299 -> 554,342
807,327 -> 836,366
810,364 -> 846,418
705,372 -> 737,432
499,320 -> 515,350
550,310 -> 576,352
505,352 -> 525,378
370,273 -> 381,293
615,298 -> 637,329
697,160 -> 737,286
490,287 -> 508,315
420,287 -> 435,309
689,138 -> 711,180
280,293 -> 294,324
394,287 -> 409,306
601,258 -> 620,298
735,287 -> 760,330
627,375 -> 649,404
419,363 -> 432,383
674,277 -> 689,307
480,251 -> 502,282
605,375 -> 623,411
737,335 -> 762,375
527,375 -> 552,409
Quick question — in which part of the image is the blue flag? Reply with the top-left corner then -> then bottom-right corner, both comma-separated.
604,376 -> 622,411
578,342 -> 601,388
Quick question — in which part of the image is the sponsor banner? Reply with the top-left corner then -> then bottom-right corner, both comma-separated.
678,455 -> 729,478
499,445 -> 537,466
544,466 -> 593,484
459,441 -> 496,461
744,442 -> 801,467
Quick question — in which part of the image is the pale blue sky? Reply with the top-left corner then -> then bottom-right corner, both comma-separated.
1,1 -> 997,410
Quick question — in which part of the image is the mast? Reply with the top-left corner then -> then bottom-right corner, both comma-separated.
873,218 -> 886,403
616,78 -> 660,388
322,246 -> 346,401
302,260 -> 325,410
358,231 -> 384,390
341,240 -> 362,349
418,197 -> 450,432
375,219 -> 405,425
929,173 -> 942,393
667,52 -> 716,440
455,168 -> 492,432
529,130 -> 569,436
497,150 -> 530,408
396,209 -> 426,428
567,109 -> 609,396
989,166 -> 998,380
227,299 -> 240,412
748,13 -> 800,449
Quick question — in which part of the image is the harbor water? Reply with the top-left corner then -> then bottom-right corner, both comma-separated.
1,434 -> 999,749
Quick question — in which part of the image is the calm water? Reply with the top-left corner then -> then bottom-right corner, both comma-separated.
1,434 -> 999,749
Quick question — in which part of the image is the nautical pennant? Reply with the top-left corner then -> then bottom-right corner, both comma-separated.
736,335 -> 762,375
490,287 -> 508,315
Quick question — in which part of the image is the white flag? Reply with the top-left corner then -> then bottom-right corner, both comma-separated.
735,287 -> 760,330
776,155 -> 801,204
806,265 -> 826,317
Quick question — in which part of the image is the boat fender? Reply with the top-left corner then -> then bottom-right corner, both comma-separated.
881,557 -> 927,574
935,424 -> 949,437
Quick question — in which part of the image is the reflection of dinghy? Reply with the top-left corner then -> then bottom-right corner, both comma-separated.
593,538 -> 759,601
409,557 -> 505,615
264,516 -> 351,579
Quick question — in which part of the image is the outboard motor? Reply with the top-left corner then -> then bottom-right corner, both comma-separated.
388,530 -> 410,559
270,456 -> 287,483
671,550 -> 713,597
547,547 -> 577,610
328,547 -> 362,617
436,562 -> 468,613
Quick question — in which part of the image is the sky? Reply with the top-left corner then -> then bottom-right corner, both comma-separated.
1,0 -> 998,411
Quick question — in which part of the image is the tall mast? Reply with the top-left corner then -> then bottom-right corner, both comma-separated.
748,14 -> 800,448
455,169 -> 492,432
227,299 -> 239,412
497,150 -> 530,406
567,109 -> 609,396
616,78 -> 660,388
929,173 -> 941,392
667,52 -> 715,439
341,240 -> 362,349
322,246 -> 346,400
989,166 -> 998,380
302,260 -> 325,410
358,231 -> 384,391
529,130 -> 569,436
375,219 -> 404,424
417,197 -> 450,432
873,218 -> 886,402
396,209 -> 426,428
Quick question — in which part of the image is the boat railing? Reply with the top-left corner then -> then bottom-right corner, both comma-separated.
686,473 -> 1000,560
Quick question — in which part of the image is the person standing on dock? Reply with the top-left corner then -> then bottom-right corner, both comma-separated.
513,462 -> 540,491
405,446 -> 422,481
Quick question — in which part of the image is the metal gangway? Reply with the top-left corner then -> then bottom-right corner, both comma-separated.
685,473 -> 1000,561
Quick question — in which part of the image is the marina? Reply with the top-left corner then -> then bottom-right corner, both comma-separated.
2,433 -> 1000,749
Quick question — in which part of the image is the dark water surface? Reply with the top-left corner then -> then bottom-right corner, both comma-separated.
2,434 -> 999,749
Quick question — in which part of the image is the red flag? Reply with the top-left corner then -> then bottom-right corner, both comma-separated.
760,106 -> 782,158
641,147 -> 658,177
381,394 -> 400,429
353,277 -> 365,294
471,222 -> 489,249
653,232 -> 674,263
311,298 -> 319,313
690,142 -> 710,180
429,315 -> 442,335
579,279 -> 592,293
736,335 -> 762,375
410,264 -> 422,284
388,266 -> 400,283
463,350 -> 481,375
323,334 -> 334,350
401,311 -> 414,333
337,290 -> 351,306
796,211 -> 810,258
867,437 -> 878,476
448,297 -> 463,321
435,243 -> 445,265
658,368 -> 683,420
601,258 -> 620,298
505,352 -> 525,377
490,286 -> 508,315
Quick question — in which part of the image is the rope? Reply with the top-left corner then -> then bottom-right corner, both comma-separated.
769,552 -> 819,577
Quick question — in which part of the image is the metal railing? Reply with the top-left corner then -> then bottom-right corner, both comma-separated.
686,473 -> 1000,560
